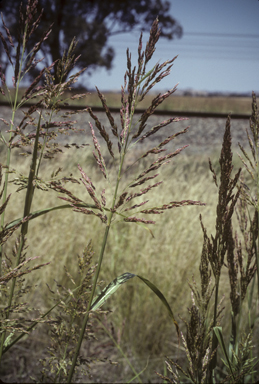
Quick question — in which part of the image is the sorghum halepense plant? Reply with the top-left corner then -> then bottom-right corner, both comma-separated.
158,101 -> 259,384
47,18 -> 204,383
0,0 -> 100,380
238,92 -> 259,299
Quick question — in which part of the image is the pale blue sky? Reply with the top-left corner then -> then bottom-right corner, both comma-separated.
86,0 -> 259,94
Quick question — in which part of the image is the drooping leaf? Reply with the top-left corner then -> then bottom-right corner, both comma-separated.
91,272 -> 180,339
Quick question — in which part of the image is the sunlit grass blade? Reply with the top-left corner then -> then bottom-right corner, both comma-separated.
5,203 -> 100,230
91,272 -> 180,340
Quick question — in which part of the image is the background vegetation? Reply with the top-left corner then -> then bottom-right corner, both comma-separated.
0,89 -> 253,115
0,0 -> 182,85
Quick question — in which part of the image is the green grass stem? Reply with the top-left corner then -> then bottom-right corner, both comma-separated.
0,114 -> 41,361
0,22 -> 29,274
67,147 -> 127,382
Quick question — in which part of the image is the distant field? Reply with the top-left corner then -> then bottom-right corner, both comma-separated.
86,91 -> 252,115
0,88 -> 252,114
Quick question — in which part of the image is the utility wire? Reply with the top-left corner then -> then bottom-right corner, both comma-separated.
110,32 -> 259,61
184,32 -> 259,38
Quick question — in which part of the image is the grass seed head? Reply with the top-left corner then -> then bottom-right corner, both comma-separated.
87,107 -> 114,158
113,192 -> 128,211
144,17 -> 161,69
96,87 -> 118,138
124,216 -> 155,224
0,30 -> 13,65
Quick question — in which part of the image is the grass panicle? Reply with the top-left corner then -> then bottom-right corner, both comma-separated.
65,17 -> 203,382
32,242 -> 109,383
238,92 -> 259,307
160,105 -> 258,384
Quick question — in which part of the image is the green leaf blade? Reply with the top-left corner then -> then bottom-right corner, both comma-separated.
91,272 -> 180,340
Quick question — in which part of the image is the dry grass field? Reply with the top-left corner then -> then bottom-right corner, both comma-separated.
0,146 -> 228,382
1,104 -> 258,382
85,91 -> 252,115
0,88 -> 253,115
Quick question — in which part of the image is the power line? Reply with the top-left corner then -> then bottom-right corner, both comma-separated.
128,30 -> 259,40
179,32 -> 259,38
110,32 -> 259,61
113,40 -> 258,50
111,33 -> 259,47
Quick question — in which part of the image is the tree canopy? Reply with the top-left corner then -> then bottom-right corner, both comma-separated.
0,0 -> 183,86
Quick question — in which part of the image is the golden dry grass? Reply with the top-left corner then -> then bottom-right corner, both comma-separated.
0,88 -> 252,114
1,103 -> 257,381
86,92 -> 252,115
3,143 -> 249,370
